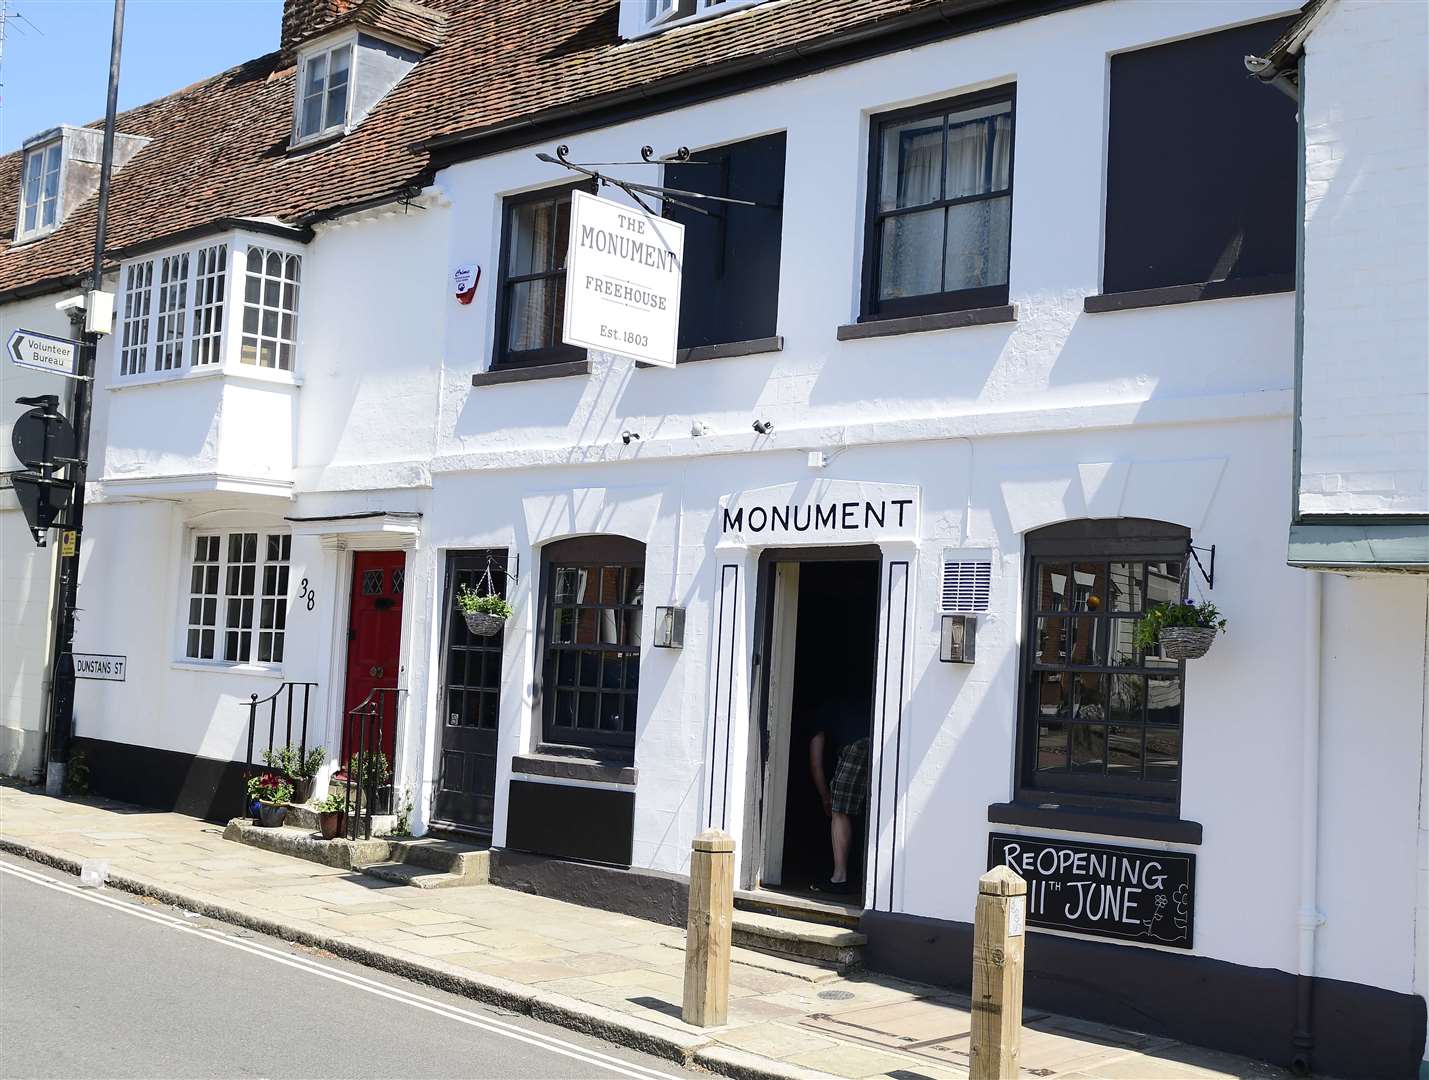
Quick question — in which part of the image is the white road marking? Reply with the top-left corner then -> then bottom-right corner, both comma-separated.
0,859 -> 680,1080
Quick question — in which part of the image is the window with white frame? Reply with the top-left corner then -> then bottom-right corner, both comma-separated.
153,253 -> 190,371
241,247 -> 301,370
295,42 -> 352,142
119,260 -> 154,377
18,141 -> 61,239
183,530 -> 291,664
116,239 -> 302,379
634,0 -> 759,33
192,243 -> 227,366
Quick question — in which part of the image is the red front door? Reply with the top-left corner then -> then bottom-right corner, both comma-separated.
342,551 -> 406,767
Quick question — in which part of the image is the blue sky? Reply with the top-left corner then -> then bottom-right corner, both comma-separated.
2,0 -> 283,154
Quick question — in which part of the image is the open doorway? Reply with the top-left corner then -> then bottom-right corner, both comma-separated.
758,556 -> 880,903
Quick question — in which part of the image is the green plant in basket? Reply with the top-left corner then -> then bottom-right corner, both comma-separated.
456,583 -> 512,620
1134,601 -> 1227,653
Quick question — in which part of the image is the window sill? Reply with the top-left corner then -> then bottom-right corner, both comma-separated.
287,128 -> 346,155
636,335 -> 784,368
836,304 -> 1017,341
512,751 -> 637,787
1083,274 -> 1295,313
170,660 -> 285,679
471,359 -> 593,387
987,801 -> 1202,845
108,366 -> 301,392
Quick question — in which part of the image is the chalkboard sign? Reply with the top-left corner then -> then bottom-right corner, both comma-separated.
988,833 -> 1195,949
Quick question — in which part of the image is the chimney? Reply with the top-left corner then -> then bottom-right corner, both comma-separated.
280,0 -> 358,52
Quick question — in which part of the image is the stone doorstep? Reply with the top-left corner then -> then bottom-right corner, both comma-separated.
734,890 -> 863,931
732,910 -> 867,971
383,837 -> 490,881
223,820 -> 489,888
285,802 -> 397,836
359,862 -> 475,890
223,820 -> 389,869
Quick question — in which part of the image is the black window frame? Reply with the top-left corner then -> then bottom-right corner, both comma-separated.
859,84 -> 1016,323
441,548 -> 509,737
492,179 -> 594,370
1014,519 -> 1192,817
535,535 -> 646,759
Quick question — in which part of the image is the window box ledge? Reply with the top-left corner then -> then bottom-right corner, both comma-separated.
987,800 -> 1202,846
170,660 -> 285,679
511,752 -> 637,787
636,335 -> 784,368
1084,275 -> 1294,314
837,304 -> 1017,342
471,359 -> 592,387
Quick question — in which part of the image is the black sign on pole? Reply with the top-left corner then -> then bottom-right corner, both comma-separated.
10,396 -> 78,545
987,833 -> 1195,949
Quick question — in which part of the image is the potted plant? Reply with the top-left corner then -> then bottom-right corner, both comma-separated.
315,792 -> 347,841
1134,601 -> 1227,661
344,748 -> 393,814
261,744 -> 326,804
246,773 -> 294,828
456,583 -> 512,638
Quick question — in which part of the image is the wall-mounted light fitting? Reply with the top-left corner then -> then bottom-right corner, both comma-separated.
653,606 -> 686,648
939,614 -> 977,663
752,419 -> 774,435
621,430 -> 641,445
690,420 -> 710,437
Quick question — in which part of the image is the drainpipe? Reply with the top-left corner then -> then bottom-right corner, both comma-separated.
1293,570 -> 1325,1075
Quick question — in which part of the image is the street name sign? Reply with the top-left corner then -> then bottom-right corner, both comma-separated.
562,190 -> 685,368
73,654 -> 127,682
8,329 -> 80,378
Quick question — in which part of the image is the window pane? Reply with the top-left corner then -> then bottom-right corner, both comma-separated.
1035,617 -> 1065,666
1108,674 -> 1144,725
1037,563 -> 1068,611
943,195 -> 1011,292
879,115 -> 943,211
945,103 -> 1012,199
1072,672 -> 1105,721
878,209 -> 943,300
1067,616 -> 1099,666
304,52 -> 327,95
1069,563 -> 1105,613
553,607 -> 575,644
1147,562 -> 1182,606
1036,721 -> 1068,771
1146,677 -> 1182,727
554,198 -> 572,271
1108,618 -> 1140,667
325,47 -> 350,129
1070,724 -> 1106,773
301,94 -> 324,138
1034,671 -> 1067,718
1144,728 -> 1181,781
505,278 -> 559,352
1109,562 -> 1144,611
1106,725 -> 1143,774
623,568 -> 644,606
508,201 -> 553,277
598,566 -> 621,605
554,567 -> 581,604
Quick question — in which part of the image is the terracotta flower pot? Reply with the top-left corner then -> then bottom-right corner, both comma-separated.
318,810 -> 346,841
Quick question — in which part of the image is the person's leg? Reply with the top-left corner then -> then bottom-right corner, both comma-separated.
830,811 -> 852,883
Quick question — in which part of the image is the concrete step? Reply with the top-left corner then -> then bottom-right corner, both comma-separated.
731,909 -> 867,971
382,837 -> 490,881
735,889 -> 863,930
283,802 -> 397,835
359,862 -> 476,890
222,819 -> 389,869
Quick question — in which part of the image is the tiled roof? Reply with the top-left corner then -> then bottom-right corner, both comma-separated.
294,0 -> 449,53
0,0 -> 1045,300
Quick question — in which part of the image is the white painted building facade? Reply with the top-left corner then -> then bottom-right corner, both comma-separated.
2,0 -> 1425,1074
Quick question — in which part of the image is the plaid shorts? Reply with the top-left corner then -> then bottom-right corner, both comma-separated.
830,737 -> 869,816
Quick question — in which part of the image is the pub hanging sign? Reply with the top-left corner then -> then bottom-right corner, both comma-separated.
987,833 -> 1195,949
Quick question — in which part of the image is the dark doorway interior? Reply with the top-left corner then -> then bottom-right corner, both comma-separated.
776,560 -> 880,899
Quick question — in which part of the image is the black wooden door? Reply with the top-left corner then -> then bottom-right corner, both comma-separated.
433,550 -> 507,834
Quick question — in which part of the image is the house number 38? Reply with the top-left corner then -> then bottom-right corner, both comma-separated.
298,578 -> 316,611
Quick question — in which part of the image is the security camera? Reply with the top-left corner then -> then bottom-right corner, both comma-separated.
621,430 -> 641,445
690,420 -> 710,437
54,294 -> 86,314
752,419 -> 774,435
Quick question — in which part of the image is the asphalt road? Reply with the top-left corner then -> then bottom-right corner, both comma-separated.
0,853 -> 684,1079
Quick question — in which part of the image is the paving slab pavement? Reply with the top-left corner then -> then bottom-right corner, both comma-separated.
0,786 -> 1294,1080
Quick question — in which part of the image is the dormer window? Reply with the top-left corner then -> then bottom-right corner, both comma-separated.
19,141 -> 62,238
296,41 -> 353,143
627,0 -> 764,36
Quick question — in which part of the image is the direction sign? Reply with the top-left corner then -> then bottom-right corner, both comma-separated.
7,329 -> 80,378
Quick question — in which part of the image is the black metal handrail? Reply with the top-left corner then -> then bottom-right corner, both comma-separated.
241,681 -> 319,817
340,687 -> 404,840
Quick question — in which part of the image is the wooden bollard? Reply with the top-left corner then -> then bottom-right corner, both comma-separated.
682,828 -> 734,1027
970,865 -> 1027,1080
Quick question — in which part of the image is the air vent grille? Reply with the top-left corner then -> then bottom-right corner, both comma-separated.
941,560 -> 991,613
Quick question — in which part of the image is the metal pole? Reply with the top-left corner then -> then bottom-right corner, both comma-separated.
44,0 -> 126,795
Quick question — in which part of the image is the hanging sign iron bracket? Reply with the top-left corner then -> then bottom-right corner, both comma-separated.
1188,542 -> 1215,591
537,143 -> 765,218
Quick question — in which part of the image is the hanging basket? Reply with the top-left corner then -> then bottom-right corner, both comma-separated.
1157,626 -> 1218,660
464,611 -> 507,638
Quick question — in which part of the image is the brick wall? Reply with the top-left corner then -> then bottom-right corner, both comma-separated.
281,0 -> 358,52
1299,0 -> 1429,516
